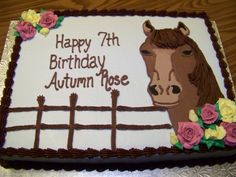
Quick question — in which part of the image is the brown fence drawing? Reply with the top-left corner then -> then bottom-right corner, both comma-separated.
6,90 -> 172,150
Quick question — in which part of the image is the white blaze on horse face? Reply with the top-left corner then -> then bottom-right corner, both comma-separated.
149,48 -> 182,107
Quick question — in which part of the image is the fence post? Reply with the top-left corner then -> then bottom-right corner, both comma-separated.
111,90 -> 119,151
67,93 -> 78,149
34,96 -> 45,149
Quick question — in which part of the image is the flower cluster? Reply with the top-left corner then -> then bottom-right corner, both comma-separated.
14,9 -> 64,40
170,98 -> 236,151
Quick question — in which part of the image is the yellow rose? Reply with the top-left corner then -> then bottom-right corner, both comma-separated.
21,9 -> 40,26
218,98 -> 236,123
170,132 -> 178,145
205,126 -> 226,140
189,109 -> 198,122
39,27 -> 49,36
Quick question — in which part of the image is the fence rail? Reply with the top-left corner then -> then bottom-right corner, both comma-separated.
6,90 -> 172,150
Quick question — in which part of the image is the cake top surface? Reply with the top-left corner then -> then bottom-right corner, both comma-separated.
0,10 -> 235,159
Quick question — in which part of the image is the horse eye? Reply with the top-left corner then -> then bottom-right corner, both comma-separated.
141,50 -> 152,56
182,50 -> 192,56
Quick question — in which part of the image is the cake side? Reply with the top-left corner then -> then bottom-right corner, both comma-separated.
0,10 -> 235,164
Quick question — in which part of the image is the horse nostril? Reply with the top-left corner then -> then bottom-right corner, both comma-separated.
149,85 -> 159,95
171,85 -> 181,94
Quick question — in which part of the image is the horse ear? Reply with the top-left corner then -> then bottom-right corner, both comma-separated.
143,20 -> 154,36
177,22 -> 190,36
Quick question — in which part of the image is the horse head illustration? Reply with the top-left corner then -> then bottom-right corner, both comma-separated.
140,20 -> 223,132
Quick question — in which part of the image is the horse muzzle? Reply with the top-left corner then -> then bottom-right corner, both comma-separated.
148,84 -> 182,108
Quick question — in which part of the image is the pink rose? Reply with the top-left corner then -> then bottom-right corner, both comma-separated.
16,21 -> 36,40
177,122 -> 203,149
201,104 -> 218,124
221,122 -> 236,146
39,11 -> 58,29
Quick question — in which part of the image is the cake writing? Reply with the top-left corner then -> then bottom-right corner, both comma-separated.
56,34 -> 91,53
44,33 -> 129,91
48,54 -> 105,70
96,68 -> 129,91
98,32 -> 120,47
45,72 -> 94,90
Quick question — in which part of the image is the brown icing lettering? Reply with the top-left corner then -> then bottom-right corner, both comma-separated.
98,32 -> 120,47
121,75 -> 129,86
51,31 -> 127,92
49,54 -> 105,70
45,72 -> 94,91
96,68 -> 129,91
56,34 -> 91,53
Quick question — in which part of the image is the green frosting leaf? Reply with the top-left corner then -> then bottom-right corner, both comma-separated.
14,31 -> 20,37
196,107 -> 205,128
202,138 -> 225,149
54,16 -> 64,29
36,24 -> 42,32
175,142 -> 183,150
54,21 -> 61,29
215,102 -> 222,120
215,102 -> 220,112
214,140 -> 225,148
192,145 -> 200,151
208,124 -> 217,130
197,117 -> 204,128
40,8 -> 45,13
197,107 -> 201,116
206,140 -> 214,149
200,136 -> 207,144
218,114 -> 222,120
58,16 -> 64,22
200,136 -> 213,149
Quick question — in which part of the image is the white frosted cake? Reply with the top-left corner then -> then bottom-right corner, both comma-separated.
0,10 -> 235,169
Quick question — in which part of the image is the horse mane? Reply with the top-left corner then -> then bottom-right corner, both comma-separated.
187,39 -> 224,106
149,28 -> 223,106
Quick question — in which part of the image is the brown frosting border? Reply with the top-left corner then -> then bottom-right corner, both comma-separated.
0,146 -> 235,159
0,10 -> 235,161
